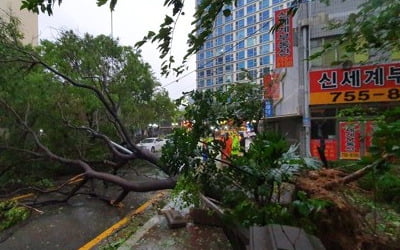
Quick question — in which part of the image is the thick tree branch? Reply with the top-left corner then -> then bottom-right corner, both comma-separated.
0,98 -> 176,204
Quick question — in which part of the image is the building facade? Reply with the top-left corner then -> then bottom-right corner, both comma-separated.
196,0 -> 400,160
302,0 -> 400,161
195,0 -> 291,91
0,0 -> 38,45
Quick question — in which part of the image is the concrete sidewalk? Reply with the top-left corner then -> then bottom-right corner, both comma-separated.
117,199 -> 233,250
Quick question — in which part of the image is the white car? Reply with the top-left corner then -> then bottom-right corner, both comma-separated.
137,137 -> 166,153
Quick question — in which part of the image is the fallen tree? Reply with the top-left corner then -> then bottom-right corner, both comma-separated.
0,18 -> 177,205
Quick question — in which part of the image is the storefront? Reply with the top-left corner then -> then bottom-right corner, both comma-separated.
309,62 -> 400,161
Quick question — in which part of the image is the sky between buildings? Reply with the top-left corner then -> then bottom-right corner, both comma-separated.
38,0 -> 196,100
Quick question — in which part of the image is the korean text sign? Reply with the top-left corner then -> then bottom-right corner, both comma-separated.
309,63 -> 400,105
339,122 -> 361,160
274,8 -> 293,68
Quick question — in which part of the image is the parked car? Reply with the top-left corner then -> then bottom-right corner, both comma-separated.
137,137 -> 166,152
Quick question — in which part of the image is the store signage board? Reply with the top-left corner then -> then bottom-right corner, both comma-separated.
274,8 -> 293,68
309,63 -> 400,105
339,121 -> 361,160
264,100 -> 274,117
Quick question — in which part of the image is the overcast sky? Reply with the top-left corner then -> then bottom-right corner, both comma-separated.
38,0 -> 196,100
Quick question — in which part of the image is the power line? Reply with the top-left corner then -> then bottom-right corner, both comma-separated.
162,8 -> 279,88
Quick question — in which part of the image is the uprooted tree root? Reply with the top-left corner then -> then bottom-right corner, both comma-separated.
296,168 -> 398,249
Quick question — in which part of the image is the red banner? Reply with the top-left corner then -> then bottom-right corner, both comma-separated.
339,122 -> 361,160
309,63 -> 400,105
263,73 -> 281,100
310,139 -> 338,161
274,8 -> 293,68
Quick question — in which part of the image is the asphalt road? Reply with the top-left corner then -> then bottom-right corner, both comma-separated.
0,163 -> 167,250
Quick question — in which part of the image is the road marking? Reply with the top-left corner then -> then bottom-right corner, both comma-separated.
78,191 -> 166,250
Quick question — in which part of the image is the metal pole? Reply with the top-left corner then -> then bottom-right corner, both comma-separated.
302,2 -> 311,157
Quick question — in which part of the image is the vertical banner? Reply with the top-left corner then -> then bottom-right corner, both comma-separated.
339,122 -> 361,160
274,8 -> 293,68
264,100 -> 274,117
365,121 -> 377,154
263,73 -> 281,100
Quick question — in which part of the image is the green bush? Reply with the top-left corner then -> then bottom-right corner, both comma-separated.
0,201 -> 30,231
376,173 -> 400,207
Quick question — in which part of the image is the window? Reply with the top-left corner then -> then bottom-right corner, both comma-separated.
198,71 -> 205,78
261,22 -> 270,32
205,50 -> 213,58
216,56 -> 223,65
261,44 -> 270,54
236,61 -> 245,70
225,64 -> 233,72
246,37 -> 256,47
206,69 -> 213,77
247,47 -> 257,57
216,46 -> 224,55
260,55 -> 270,65
272,0 -> 282,4
198,52 -> 204,60
247,15 -> 256,26
236,0 -> 245,7
310,37 -> 370,67
198,80 -> 204,88
247,25 -> 256,36
224,23 -> 233,33
206,40 -> 213,49
217,76 -> 224,84
236,50 -> 245,60
236,30 -> 245,40
225,74 -> 232,83
225,44 -> 233,52
225,54 -> 234,63
247,59 -> 257,68
217,66 -> 223,75
249,69 -> 257,79
216,37 -> 223,46
260,33 -> 270,43
237,40 -> 245,49
236,19 -> 245,29
217,27 -> 223,36
261,0 -> 269,8
206,78 -> 213,86
216,15 -> 223,26
225,34 -> 233,43
236,8 -> 244,18
247,4 -> 256,14
259,10 -> 270,21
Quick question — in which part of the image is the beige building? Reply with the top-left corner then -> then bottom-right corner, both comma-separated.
0,0 -> 38,45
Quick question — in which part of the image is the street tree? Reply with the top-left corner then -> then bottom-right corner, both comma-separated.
0,18 -> 177,204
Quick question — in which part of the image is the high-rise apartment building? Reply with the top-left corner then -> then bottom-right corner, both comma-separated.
0,0 -> 38,45
195,0 -> 291,91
